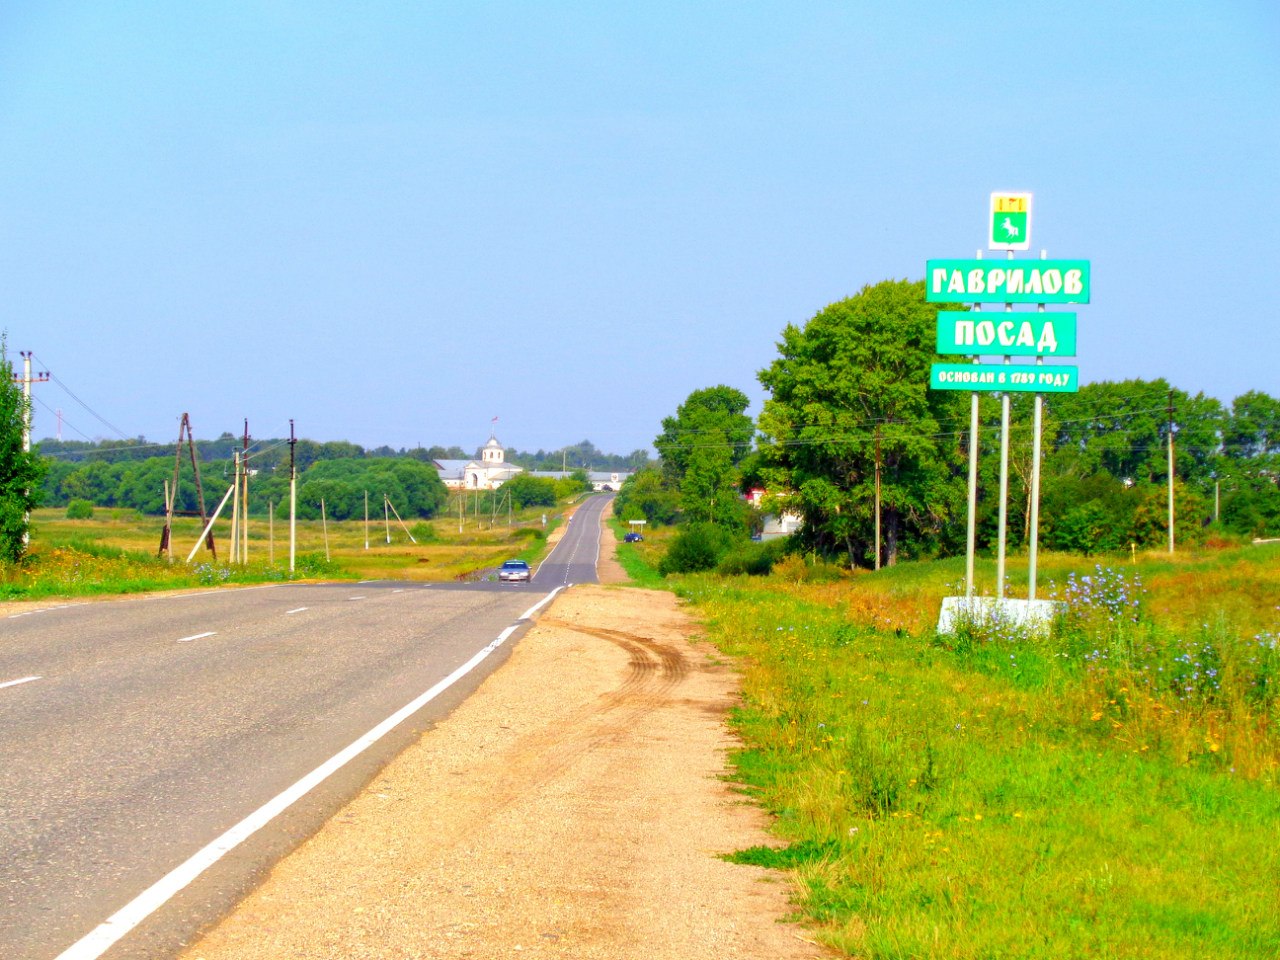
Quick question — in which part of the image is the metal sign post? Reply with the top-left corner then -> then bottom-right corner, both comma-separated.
928,193 -> 1089,631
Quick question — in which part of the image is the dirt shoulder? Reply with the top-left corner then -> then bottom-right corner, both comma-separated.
182,585 -> 824,959
181,521 -> 826,959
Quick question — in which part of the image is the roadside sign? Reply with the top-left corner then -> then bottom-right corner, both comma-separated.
930,362 -> 1079,393
989,192 -> 1032,250
936,311 -> 1076,357
926,259 -> 1090,304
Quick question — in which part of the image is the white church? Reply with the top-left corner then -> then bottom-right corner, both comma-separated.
433,436 -> 524,491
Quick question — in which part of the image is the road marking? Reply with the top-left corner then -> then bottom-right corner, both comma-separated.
0,675 -> 41,690
176,632 -> 216,643
7,603 -> 86,619
286,607 -> 308,615
348,596 -> 366,601
52,584 -> 568,960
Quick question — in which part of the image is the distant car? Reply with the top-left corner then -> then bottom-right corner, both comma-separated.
498,559 -> 531,583
623,532 -> 644,543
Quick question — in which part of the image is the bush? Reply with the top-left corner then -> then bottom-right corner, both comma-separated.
771,553 -> 847,583
716,537 -> 789,576
659,522 -> 737,575
66,499 -> 94,520
410,521 -> 440,543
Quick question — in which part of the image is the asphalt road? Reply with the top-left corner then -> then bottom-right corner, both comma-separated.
0,493 -> 610,960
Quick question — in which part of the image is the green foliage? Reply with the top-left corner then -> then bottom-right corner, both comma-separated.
501,473 -> 558,509
667,546 -> 1280,959
758,280 -> 966,568
296,458 -> 447,520
0,344 -> 46,562
715,537 -> 789,576
409,521 -> 440,543
66,499 -> 94,520
655,385 -> 755,528
607,517 -> 666,587
658,521 -> 738,575
613,467 -> 680,527
554,469 -> 592,499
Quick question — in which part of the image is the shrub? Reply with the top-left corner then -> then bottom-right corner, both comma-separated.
771,553 -> 847,583
410,521 -> 440,543
659,522 -> 737,575
66,499 -> 94,520
716,537 -> 788,576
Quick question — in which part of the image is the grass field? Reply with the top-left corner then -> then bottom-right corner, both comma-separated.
638,542 -> 1280,959
2,498 -> 567,600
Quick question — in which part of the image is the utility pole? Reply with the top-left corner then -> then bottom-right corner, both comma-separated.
14,352 -> 48,453
873,426 -> 882,571
289,420 -> 297,573
1167,390 -> 1176,554
230,451 -> 240,564
13,353 -> 48,548
241,420 -> 250,563
160,413 -> 215,561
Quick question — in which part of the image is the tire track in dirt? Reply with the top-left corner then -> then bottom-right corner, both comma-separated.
180,586 -> 827,960
441,620 -> 694,832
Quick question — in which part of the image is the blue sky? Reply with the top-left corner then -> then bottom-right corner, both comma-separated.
2,1 -> 1276,456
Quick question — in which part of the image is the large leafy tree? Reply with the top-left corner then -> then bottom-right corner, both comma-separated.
0,346 -> 47,561
757,279 -> 966,566
1046,379 -> 1225,487
654,385 -> 755,527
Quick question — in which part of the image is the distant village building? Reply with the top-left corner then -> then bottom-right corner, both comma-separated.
747,487 -> 804,540
434,435 -> 523,491
529,470 -> 630,492
435,435 -> 634,493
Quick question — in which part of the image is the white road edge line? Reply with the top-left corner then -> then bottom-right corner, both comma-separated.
176,632 -> 217,644
285,607 -> 308,615
53,584 -> 569,960
0,675 -> 41,690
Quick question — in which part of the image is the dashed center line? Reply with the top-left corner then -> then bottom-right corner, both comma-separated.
176,632 -> 217,644
286,607 -> 308,615
1,675 -> 41,690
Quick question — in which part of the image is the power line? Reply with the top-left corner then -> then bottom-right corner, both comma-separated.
31,352 -> 131,440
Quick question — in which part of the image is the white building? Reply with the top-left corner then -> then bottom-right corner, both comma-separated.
434,436 -> 524,491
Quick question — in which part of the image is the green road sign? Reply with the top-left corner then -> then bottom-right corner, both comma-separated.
926,259 -> 1091,304
936,311 -> 1076,357
930,363 -> 1079,393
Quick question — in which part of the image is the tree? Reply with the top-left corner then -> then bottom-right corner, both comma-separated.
757,280 -> 966,566
654,385 -> 754,527
613,467 -> 680,526
0,345 -> 47,562
501,474 -> 558,509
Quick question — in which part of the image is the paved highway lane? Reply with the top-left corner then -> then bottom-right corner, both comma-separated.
0,495 -> 609,960
535,492 -> 609,587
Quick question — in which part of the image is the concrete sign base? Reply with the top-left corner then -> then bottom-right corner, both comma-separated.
937,596 -> 1064,637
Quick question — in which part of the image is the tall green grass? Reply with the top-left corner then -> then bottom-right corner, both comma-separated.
675,543 -> 1280,958
606,517 -> 667,587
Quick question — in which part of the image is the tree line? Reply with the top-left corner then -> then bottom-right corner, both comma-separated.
615,279 -> 1279,570
36,447 -> 614,524
36,435 -> 651,474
